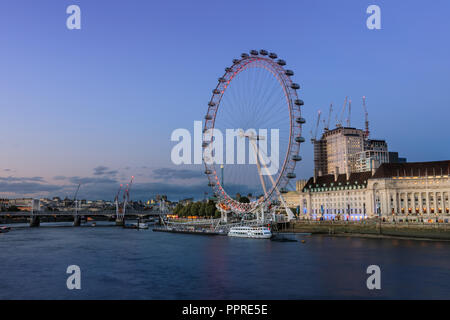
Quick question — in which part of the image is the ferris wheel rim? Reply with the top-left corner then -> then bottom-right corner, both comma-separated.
203,50 -> 304,214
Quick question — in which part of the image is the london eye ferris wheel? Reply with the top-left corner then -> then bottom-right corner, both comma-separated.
203,50 -> 306,215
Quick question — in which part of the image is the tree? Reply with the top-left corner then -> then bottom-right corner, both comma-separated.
239,196 -> 250,203
199,202 -> 206,217
206,200 -> 216,217
180,203 -> 191,217
173,203 -> 183,215
190,202 -> 202,216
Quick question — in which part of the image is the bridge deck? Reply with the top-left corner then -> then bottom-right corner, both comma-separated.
0,211 -> 168,217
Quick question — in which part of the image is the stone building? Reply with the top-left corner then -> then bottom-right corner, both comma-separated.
292,160 -> 450,221
313,126 -> 405,176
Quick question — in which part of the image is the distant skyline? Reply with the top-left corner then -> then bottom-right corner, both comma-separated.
1,0 -> 449,200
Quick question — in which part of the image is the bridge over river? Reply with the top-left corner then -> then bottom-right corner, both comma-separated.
0,210 -> 170,227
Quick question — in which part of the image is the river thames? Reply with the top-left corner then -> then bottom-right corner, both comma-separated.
1,222 -> 449,300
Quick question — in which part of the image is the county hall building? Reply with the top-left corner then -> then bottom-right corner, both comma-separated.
287,161 -> 450,221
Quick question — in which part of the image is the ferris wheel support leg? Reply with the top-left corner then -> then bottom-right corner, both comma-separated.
250,140 -> 268,198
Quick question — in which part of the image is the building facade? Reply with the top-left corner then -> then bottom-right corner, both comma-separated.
313,126 -> 404,177
291,161 -> 450,221
314,127 -> 365,176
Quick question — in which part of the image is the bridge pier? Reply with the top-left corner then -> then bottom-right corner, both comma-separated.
115,218 -> 125,226
29,216 -> 40,227
73,215 -> 81,227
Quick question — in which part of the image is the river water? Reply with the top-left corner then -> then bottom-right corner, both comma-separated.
1,222 -> 449,299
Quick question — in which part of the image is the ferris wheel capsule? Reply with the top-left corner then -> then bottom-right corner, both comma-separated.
250,50 -> 259,55
296,117 -> 306,124
269,52 -> 277,59
291,83 -> 300,90
259,49 -> 268,55
287,173 -> 297,179
285,70 -> 294,76
294,99 -> 304,106
277,59 -> 286,66
295,136 -> 306,143
241,53 -> 249,58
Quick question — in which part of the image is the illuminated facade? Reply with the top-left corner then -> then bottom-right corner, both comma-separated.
314,127 -> 365,176
313,127 -> 396,176
294,161 -> 450,220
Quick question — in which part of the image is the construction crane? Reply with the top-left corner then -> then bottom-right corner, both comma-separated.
362,96 -> 370,139
336,96 -> 348,127
311,110 -> 322,143
325,103 -> 333,131
346,99 -> 352,127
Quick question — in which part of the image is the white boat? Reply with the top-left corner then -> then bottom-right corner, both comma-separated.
138,222 -> 149,229
228,226 -> 272,239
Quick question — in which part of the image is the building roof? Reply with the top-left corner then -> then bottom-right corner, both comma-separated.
372,160 -> 450,178
302,171 -> 373,192
302,160 -> 450,193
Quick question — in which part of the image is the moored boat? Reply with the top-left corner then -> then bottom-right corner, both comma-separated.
138,222 -> 149,229
0,226 -> 11,233
228,226 -> 272,239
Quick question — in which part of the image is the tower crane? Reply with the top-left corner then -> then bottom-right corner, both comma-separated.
325,103 -> 333,131
311,110 -> 322,143
346,99 -> 352,127
362,96 -> 370,139
336,96 -> 348,127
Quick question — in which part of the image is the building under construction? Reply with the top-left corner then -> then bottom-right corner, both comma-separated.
312,97 -> 406,178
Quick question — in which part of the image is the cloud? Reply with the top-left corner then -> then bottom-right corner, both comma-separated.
0,182 -> 63,194
0,176 -> 45,183
153,168 -> 203,180
93,166 -> 118,176
0,171 -> 257,202
52,175 -> 118,185
127,181 -> 258,202
68,176 -> 118,185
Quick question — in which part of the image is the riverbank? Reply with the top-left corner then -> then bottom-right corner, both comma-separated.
279,221 -> 450,241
